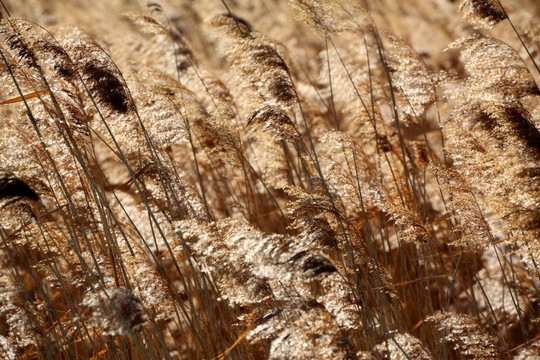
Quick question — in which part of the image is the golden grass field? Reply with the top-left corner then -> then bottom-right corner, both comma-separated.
0,0 -> 539,359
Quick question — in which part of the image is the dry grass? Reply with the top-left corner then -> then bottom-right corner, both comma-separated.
0,0 -> 539,359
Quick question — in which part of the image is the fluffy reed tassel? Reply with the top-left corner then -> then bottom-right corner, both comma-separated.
459,0 -> 507,29
427,312 -> 503,359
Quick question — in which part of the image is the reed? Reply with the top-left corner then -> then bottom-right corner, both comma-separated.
0,0 -> 539,359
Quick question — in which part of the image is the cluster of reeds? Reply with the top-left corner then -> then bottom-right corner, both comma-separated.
0,0 -> 539,359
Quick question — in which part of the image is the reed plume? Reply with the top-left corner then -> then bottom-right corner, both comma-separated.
1,0 -> 540,359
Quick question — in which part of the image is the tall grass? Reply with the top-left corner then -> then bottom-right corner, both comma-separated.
0,0 -> 539,359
